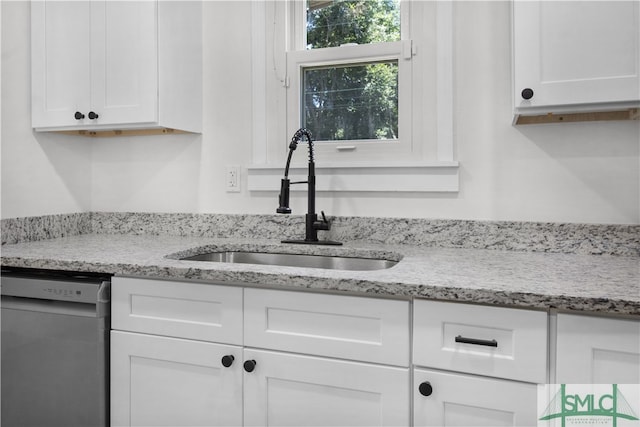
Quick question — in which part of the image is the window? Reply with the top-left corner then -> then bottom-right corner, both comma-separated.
302,61 -> 399,142
287,0 -> 412,163
302,1 -> 400,142
249,0 -> 458,192
306,0 -> 400,49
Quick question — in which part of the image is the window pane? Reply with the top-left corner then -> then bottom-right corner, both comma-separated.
302,61 -> 398,141
306,0 -> 400,49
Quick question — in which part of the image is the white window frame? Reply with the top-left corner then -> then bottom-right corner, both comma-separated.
248,0 -> 458,193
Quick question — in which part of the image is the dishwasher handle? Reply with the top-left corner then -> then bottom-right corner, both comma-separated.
1,295 -> 100,318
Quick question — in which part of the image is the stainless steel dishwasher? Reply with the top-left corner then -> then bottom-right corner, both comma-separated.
1,268 -> 111,427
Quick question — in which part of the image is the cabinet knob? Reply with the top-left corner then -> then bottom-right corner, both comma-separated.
243,360 -> 257,373
521,88 -> 534,100
88,111 -> 99,120
74,111 -> 85,120
221,355 -> 235,368
418,381 -> 433,397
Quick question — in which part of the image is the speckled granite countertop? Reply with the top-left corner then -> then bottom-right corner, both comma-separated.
2,228 -> 638,316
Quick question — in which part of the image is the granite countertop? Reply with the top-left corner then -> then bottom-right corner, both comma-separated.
1,232 -> 639,316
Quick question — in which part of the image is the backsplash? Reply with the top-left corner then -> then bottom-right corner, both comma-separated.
2,212 -> 639,257
1,213 -> 92,245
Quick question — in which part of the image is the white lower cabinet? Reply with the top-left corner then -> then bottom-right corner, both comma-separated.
110,278 -> 410,427
243,349 -> 409,426
110,331 -> 242,427
111,277 -> 639,427
111,332 -> 409,427
555,313 -> 640,384
413,300 -> 547,427
413,369 -> 538,427
243,288 -> 410,366
242,288 -> 411,426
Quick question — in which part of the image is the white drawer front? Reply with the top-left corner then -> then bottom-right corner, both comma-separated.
244,288 -> 410,366
413,300 -> 547,383
112,277 -> 243,344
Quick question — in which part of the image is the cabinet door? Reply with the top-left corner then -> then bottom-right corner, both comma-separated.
243,349 -> 409,426
555,314 -> 640,384
111,331 -> 242,427
90,1 -> 158,126
31,1 -> 92,128
513,1 -> 640,109
413,368 -> 538,427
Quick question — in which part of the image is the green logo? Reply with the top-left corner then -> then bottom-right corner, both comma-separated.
539,384 -> 639,427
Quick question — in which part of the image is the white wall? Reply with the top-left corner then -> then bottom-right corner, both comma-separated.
2,1 -> 639,224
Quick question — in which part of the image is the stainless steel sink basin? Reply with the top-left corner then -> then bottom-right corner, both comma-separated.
180,251 -> 397,271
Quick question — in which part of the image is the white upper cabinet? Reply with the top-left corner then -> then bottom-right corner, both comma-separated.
512,1 -> 640,123
31,2 -> 91,129
89,1 -> 158,128
31,1 -> 202,134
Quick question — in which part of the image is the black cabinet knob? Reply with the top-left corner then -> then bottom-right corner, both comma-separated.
221,355 -> 235,368
74,111 -> 85,120
243,360 -> 257,373
88,111 -> 99,120
521,88 -> 534,100
419,381 -> 433,397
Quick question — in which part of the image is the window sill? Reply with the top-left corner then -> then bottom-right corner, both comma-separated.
247,162 -> 459,193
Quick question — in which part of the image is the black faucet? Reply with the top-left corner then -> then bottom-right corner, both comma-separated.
277,128 -> 342,245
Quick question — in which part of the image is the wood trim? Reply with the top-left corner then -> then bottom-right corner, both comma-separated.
514,108 -> 639,125
56,128 -> 191,138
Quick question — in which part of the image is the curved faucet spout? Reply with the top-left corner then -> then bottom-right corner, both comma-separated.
276,128 -> 341,246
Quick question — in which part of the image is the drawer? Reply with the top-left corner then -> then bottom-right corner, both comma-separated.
244,288 -> 410,367
413,300 -> 547,383
112,277 -> 243,344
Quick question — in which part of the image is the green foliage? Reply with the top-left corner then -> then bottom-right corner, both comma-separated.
303,0 -> 400,141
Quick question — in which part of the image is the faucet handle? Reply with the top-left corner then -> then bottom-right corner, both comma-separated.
321,211 -> 329,224
314,211 -> 331,231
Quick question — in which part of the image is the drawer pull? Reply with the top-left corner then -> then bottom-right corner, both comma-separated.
455,335 -> 498,347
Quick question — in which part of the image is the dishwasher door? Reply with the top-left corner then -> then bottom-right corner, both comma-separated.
1,273 -> 110,427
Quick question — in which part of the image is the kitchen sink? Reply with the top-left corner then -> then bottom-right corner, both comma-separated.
179,251 -> 398,271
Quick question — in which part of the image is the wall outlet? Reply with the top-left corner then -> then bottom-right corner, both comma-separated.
226,166 -> 241,192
